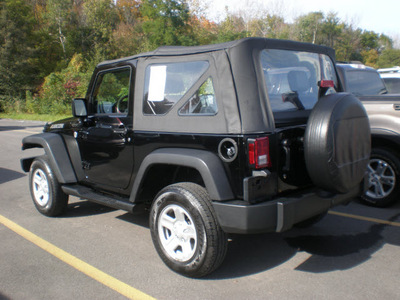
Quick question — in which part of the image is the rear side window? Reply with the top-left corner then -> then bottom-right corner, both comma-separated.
346,70 -> 387,96
179,77 -> 217,115
383,78 -> 400,94
143,61 -> 209,115
260,49 -> 337,112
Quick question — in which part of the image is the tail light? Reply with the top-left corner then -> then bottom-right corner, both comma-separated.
248,137 -> 271,169
319,80 -> 335,88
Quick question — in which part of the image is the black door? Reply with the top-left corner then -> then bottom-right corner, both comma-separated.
77,67 -> 134,191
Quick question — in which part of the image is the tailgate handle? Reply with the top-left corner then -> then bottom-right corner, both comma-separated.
394,104 -> 400,110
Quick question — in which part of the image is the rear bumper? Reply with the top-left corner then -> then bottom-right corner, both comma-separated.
212,183 -> 364,234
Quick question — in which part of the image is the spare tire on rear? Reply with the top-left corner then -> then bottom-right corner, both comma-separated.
304,93 -> 371,194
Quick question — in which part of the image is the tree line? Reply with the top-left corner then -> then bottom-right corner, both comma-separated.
1,0 -> 400,115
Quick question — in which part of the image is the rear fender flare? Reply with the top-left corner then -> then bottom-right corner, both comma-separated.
129,148 -> 234,202
371,129 -> 400,145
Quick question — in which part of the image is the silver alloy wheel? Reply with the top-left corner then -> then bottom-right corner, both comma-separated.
366,158 -> 396,199
158,204 -> 197,262
32,169 -> 50,207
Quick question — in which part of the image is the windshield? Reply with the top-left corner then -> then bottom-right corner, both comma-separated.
260,49 -> 337,112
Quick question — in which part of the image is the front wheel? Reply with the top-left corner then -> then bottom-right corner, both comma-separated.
29,156 -> 68,216
361,148 -> 400,207
150,183 -> 227,278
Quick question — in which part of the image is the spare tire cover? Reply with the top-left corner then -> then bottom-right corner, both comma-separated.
304,93 -> 371,194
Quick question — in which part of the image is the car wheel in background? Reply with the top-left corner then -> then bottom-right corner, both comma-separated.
362,148 -> 400,207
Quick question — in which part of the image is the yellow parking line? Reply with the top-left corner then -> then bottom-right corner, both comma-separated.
0,215 -> 155,300
329,211 -> 400,227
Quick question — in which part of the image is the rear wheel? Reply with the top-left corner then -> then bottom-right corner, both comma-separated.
29,156 -> 68,216
362,148 -> 400,207
150,183 -> 227,278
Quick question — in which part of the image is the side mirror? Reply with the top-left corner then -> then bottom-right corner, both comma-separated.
72,98 -> 87,117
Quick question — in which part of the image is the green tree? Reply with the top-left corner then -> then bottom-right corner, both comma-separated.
140,0 -> 196,51
320,12 -> 342,48
215,11 -> 248,43
377,49 -> 400,68
295,12 -> 323,44
32,53 -> 91,114
45,0 -> 71,57
335,26 -> 362,62
361,49 -> 379,68
83,0 -> 119,57
30,0 -> 87,73
248,14 -> 288,39
360,30 -> 379,50
0,0 -> 39,99
378,34 -> 393,51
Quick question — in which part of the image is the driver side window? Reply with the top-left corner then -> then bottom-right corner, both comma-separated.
92,68 -> 131,114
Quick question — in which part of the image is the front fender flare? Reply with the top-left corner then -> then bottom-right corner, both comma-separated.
21,133 -> 77,184
130,148 -> 234,202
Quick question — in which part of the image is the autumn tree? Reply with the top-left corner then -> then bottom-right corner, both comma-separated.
116,0 -> 141,25
112,0 -> 144,56
186,0 -> 218,45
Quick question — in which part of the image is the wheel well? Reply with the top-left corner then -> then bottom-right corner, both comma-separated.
137,165 -> 205,207
371,136 -> 400,155
21,157 -> 36,172
21,143 -> 44,172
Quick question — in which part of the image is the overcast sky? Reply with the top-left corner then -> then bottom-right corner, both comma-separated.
206,0 -> 400,38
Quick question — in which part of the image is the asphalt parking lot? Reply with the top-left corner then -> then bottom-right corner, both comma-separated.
1,118 -> 399,300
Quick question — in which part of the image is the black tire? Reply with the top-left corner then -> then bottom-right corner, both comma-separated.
304,93 -> 371,194
29,156 -> 69,216
361,148 -> 400,207
149,183 -> 228,278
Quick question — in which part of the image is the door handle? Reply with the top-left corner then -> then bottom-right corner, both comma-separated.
113,126 -> 127,135
393,104 -> 400,111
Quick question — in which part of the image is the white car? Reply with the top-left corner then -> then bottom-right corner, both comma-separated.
378,66 -> 400,94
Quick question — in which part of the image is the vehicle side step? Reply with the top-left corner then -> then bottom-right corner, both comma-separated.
62,185 -> 137,213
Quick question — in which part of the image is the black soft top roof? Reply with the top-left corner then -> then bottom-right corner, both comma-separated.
98,37 -> 336,67
98,38 -> 337,134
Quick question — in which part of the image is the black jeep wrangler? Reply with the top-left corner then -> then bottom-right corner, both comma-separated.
21,38 -> 371,277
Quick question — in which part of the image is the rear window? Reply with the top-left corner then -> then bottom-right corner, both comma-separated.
260,49 -> 337,112
345,70 -> 387,96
